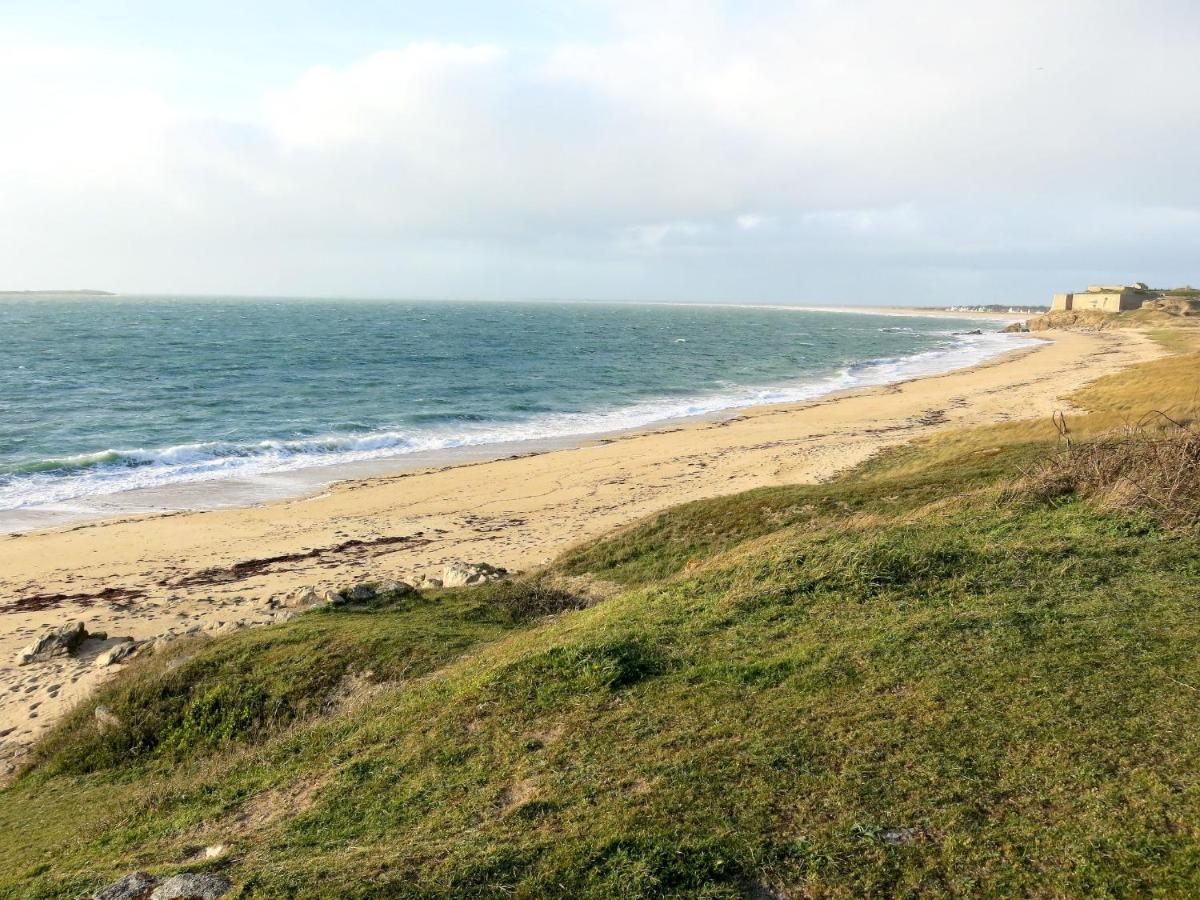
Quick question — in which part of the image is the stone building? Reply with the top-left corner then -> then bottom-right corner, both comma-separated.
1051,283 -> 1156,312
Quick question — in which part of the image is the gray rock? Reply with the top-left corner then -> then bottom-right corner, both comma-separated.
149,873 -> 231,900
417,576 -> 443,589
322,589 -> 345,607
18,621 -> 93,665
442,561 -> 508,588
286,586 -> 321,608
881,826 -> 920,846
345,583 -> 376,602
93,871 -> 157,900
377,580 -> 415,597
97,640 -> 142,667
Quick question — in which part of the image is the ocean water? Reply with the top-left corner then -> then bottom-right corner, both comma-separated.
0,298 -> 1029,517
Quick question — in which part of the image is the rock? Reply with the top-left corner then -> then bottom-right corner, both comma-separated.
286,586 -> 321,608
274,610 -> 297,623
321,588 -> 345,607
18,622 -> 92,665
442,561 -> 508,588
93,871 -> 157,900
95,704 -> 122,729
97,640 -> 142,667
881,826 -> 920,846
1001,321 -> 1030,333
149,873 -> 231,899
377,580 -> 415,597
344,583 -> 377,602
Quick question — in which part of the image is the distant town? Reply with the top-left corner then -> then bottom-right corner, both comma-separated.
939,304 -> 1050,314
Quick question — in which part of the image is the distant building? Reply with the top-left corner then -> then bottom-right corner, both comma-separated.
1051,283 -> 1156,312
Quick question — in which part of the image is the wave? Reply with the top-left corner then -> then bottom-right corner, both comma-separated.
0,330 -> 1037,512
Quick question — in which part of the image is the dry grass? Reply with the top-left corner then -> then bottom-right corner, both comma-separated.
1010,414 -> 1200,526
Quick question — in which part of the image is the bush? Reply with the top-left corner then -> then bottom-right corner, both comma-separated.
1011,417 -> 1200,526
487,578 -> 590,622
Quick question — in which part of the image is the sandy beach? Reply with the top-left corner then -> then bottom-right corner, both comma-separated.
0,327 -> 1160,773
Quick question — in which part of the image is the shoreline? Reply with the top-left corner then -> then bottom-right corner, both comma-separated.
1,316 -> 1032,534
0,326 -> 1160,773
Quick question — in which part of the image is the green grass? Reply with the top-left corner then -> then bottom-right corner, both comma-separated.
4,338 -> 1200,897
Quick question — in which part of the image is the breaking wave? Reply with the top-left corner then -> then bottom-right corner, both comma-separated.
0,329 -> 1035,513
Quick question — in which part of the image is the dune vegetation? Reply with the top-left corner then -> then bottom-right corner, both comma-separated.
4,332 -> 1200,898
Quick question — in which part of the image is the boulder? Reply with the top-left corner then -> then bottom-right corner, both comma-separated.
442,561 -> 508,588
96,639 -> 142,667
414,575 -> 443,590
881,826 -> 920,846
377,580 -> 415,597
149,874 -> 231,899
286,586 -> 321,608
93,871 -> 157,900
18,622 -> 98,665
344,583 -> 377,602
322,589 -> 346,607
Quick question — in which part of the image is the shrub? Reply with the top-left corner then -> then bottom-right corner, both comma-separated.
1010,415 -> 1200,526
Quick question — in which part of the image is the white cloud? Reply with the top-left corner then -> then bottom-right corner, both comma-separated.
735,214 -> 767,231
0,2 -> 1198,301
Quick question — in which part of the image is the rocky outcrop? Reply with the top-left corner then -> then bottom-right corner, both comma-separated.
442,561 -> 508,588
18,622 -> 103,665
1025,305 -> 1200,332
1025,309 -> 1117,331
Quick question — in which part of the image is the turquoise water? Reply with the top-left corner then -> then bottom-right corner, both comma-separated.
0,298 -> 1025,513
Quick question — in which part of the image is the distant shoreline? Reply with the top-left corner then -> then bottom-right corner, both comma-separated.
0,289 -> 115,296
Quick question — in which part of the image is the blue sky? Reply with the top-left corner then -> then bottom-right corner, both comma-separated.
2,1 -> 1198,303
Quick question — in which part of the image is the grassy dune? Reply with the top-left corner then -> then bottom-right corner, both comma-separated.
4,337 -> 1200,897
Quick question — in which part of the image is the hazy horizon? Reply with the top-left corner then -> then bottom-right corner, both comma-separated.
3,1 -> 1198,305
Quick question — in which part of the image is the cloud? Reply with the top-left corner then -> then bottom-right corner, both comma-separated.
735,214 -> 767,231
0,2 -> 1198,300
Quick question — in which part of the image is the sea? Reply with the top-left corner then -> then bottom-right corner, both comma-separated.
0,297 -> 1032,528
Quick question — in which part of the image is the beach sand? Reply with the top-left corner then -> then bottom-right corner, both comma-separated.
0,328 -> 1160,773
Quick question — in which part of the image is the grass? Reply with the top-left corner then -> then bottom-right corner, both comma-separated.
4,333 -> 1200,897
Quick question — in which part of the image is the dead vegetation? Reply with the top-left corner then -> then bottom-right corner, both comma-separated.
1010,412 -> 1200,526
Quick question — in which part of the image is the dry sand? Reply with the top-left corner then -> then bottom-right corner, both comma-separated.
0,328 -> 1161,773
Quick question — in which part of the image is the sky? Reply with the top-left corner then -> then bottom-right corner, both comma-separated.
1,0 -> 1198,305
